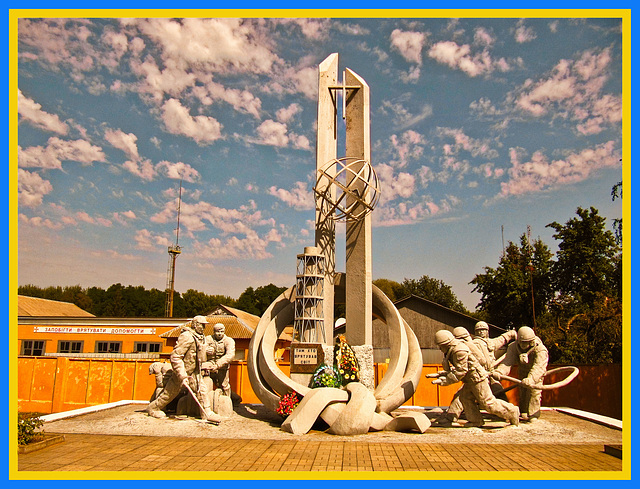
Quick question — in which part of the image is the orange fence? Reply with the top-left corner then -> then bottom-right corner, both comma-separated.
17,357 -> 621,420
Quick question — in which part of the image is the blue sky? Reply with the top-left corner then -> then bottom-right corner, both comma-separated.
15,13 -> 624,311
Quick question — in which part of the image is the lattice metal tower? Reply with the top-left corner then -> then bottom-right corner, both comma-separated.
294,246 -> 325,343
164,180 -> 183,318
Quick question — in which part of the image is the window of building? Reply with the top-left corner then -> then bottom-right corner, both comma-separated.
57,341 -> 83,354
21,340 -> 46,356
96,341 -> 122,353
133,342 -> 162,353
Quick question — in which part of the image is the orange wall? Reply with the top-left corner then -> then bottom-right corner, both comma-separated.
17,357 -> 621,420
18,323 -> 176,356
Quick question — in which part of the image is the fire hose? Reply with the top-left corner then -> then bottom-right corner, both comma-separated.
492,366 -> 580,393
426,366 -> 579,392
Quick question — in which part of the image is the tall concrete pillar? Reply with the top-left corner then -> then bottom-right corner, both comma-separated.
344,68 -> 372,348
315,53 -> 338,345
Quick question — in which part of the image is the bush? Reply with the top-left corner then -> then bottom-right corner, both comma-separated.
18,412 -> 45,446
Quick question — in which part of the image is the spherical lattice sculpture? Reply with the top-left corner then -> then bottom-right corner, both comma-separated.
313,157 -> 380,222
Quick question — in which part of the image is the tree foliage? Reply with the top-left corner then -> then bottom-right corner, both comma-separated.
547,206 -> 620,306
374,275 -> 469,314
18,283 -> 235,318
372,278 -> 404,302
611,181 -> 622,246
471,205 -> 622,364
235,283 -> 287,316
470,234 -> 554,330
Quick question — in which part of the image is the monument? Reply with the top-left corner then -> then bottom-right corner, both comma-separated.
247,53 -> 425,435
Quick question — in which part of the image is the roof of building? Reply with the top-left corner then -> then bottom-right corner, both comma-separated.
160,315 -> 255,339
160,305 -> 293,342
209,304 -> 261,331
392,294 -> 504,332
18,295 -> 95,317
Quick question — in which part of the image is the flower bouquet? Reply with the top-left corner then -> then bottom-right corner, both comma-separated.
334,334 -> 360,385
309,364 -> 342,388
276,391 -> 301,417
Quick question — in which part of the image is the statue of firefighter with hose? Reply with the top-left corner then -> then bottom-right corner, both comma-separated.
429,324 -> 579,426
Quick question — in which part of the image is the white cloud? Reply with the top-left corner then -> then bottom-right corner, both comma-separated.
134,228 -> 171,251
194,80 -> 262,118
18,89 -> 68,135
500,141 -> 620,197
156,160 -> 200,183
132,18 -> 280,74
150,196 -> 281,261
268,181 -> 314,210
200,230 -> 277,260
255,119 -> 289,147
123,158 -> 156,181
75,211 -> 112,227
276,19 -> 331,40
380,100 -> 433,130
513,48 -> 621,134
375,163 -> 416,205
276,103 -> 302,123
104,128 -> 139,160
436,127 -> 498,160
112,210 -> 137,225
18,169 -> 53,207
18,213 -> 63,229
373,195 -> 456,227
515,20 -> 537,43
428,41 -> 508,78
18,137 -> 106,169
389,130 -> 426,168
474,27 -> 495,47
161,98 -> 223,144
390,29 -> 426,65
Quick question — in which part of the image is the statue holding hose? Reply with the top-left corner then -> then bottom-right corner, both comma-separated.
494,326 -> 548,422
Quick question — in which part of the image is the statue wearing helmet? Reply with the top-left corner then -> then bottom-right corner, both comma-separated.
431,329 -> 520,428
495,326 -> 549,421
203,322 -> 236,397
473,321 -> 517,363
146,315 -> 221,423
436,326 -> 497,426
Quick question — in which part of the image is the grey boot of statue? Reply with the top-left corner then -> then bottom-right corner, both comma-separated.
146,401 -> 167,418
508,406 -> 520,426
201,407 -> 222,424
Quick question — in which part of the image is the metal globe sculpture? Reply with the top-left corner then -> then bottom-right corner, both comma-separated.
313,156 -> 380,222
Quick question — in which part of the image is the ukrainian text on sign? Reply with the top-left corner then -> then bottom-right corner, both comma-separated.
33,326 -> 156,334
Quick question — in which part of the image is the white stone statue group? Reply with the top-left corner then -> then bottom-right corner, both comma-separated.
146,315 -> 236,424
432,322 -> 549,427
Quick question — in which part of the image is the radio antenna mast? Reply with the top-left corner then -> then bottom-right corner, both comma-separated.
165,179 -> 183,317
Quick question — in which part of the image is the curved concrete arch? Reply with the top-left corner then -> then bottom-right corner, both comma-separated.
376,317 -> 423,413
247,273 -> 419,413
247,286 -> 298,412
370,281 -> 408,400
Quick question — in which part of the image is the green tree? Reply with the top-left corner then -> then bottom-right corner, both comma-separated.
182,289 -> 234,317
537,292 -> 622,364
611,181 -> 622,246
372,278 -> 404,302
101,283 -> 127,317
547,206 -> 620,307
399,275 -> 469,314
235,286 -> 259,315
234,283 -> 287,317
470,233 -> 554,329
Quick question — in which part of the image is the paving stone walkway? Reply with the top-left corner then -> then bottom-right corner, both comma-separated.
17,433 -> 622,473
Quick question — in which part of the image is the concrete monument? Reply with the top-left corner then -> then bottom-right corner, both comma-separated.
247,53 -> 425,435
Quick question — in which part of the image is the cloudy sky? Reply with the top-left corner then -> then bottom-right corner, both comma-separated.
15,14 -> 624,311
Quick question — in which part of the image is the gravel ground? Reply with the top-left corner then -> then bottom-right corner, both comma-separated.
43,403 -> 623,445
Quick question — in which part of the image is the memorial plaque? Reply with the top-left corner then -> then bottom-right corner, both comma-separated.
290,342 -> 324,373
